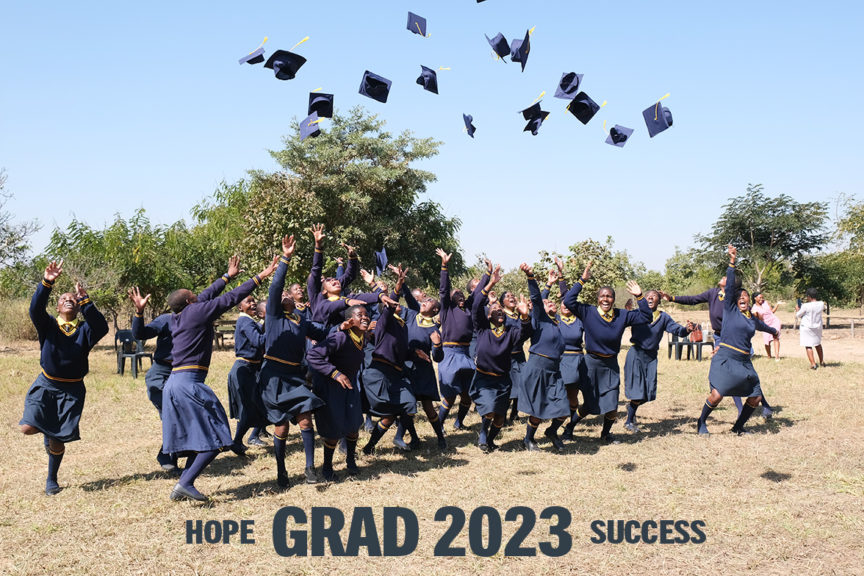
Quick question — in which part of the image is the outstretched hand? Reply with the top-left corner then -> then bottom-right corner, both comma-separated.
282,234 -> 295,258
484,258 -> 493,272
341,242 -> 357,258
516,295 -> 530,317
45,260 -> 64,282
554,256 -> 565,274
129,286 -> 151,313
335,373 -> 353,390
582,260 -> 593,282
360,268 -> 375,287
429,330 -> 441,346
74,282 -> 87,300
380,294 -> 399,309
227,255 -> 242,278
625,280 -> 642,297
685,320 -> 696,333
519,262 -> 533,276
311,223 -> 325,245
547,268 -> 559,285
658,290 -> 672,302
727,244 -> 737,262
260,255 -> 280,279
490,264 -> 502,286
436,248 -> 452,266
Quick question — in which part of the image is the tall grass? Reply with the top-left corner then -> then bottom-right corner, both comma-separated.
0,298 -> 37,342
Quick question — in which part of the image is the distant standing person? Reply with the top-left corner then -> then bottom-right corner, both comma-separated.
796,288 -> 825,370
751,293 -> 782,360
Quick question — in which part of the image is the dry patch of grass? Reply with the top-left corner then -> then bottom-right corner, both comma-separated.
1,333 -> 863,575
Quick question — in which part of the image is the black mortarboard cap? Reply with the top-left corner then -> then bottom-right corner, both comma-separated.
605,125 -> 634,147
359,71 -> 392,103
485,33 -> 510,60
416,66 -> 438,94
239,47 -> 265,66
567,91 -> 600,124
264,50 -> 306,80
463,114 -> 476,138
407,12 -> 428,36
308,92 -> 334,118
509,29 -> 531,72
520,103 -> 549,136
375,248 -> 388,276
300,112 -> 321,141
554,72 -> 583,99
642,102 -> 673,137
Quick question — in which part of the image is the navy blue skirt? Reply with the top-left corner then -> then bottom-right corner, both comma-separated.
517,355 -> 569,420
470,371 -> 511,416
259,361 -> 324,426
363,362 -> 418,417
581,353 -> 622,415
438,345 -> 475,398
624,346 -> 658,402
20,373 -> 86,444
144,361 -> 172,415
560,352 -> 587,389
312,372 -> 364,439
227,359 -> 268,427
162,370 -> 232,454
407,360 -> 440,401
709,346 -> 763,398
509,354 -> 526,400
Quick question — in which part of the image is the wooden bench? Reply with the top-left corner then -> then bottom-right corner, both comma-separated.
213,319 -> 236,350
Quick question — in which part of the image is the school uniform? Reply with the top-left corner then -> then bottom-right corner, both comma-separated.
669,287 -> 725,340
624,311 -> 689,403
437,265 -> 476,398
227,313 -> 267,427
132,313 -> 175,414
306,247 -> 381,330
260,256 -> 328,426
503,309 -> 527,402
470,287 -> 531,416
556,280 -> 587,390
561,280 -> 652,416
362,306 -> 417,418
517,276 -> 570,420
400,287 -> 443,401
307,329 -> 367,439
161,274 -> 263,454
20,279 -> 109,443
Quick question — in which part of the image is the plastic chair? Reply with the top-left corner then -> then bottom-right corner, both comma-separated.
116,329 -> 153,378
668,333 -> 694,360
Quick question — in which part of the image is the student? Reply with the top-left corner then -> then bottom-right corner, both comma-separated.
435,248 -> 478,430
259,234 -> 331,487
751,292 -> 782,360
307,305 -> 373,480
696,246 -> 778,436
623,290 -> 694,433
227,295 -> 268,451
562,261 -> 651,443
389,265 -> 448,451
19,260 -> 109,495
796,288 -> 826,369
517,263 -> 570,451
498,288 -> 528,424
162,256 -> 277,502
471,265 -> 532,452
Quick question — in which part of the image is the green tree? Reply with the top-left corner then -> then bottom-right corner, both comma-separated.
696,184 -> 828,292
0,169 -> 39,268
663,247 -> 718,296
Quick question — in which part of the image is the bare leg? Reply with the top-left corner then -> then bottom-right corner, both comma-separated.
816,345 -> 825,366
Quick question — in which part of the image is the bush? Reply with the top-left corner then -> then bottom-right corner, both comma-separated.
0,298 -> 37,341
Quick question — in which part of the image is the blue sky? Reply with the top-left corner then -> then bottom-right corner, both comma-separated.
2,1 -> 862,271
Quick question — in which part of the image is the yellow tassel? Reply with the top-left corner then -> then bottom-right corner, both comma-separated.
438,67 -> 451,71
312,87 -> 322,92
529,26 -> 536,35
291,36 -> 309,51
248,36 -> 268,55
600,100 -> 608,108
654,93 -> 670,120
308,118 -> 324,126
532,90 -> 546,104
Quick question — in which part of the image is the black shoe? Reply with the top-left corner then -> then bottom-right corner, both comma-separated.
277,473 -> 291,489
304,466 -> 319,484
732,426 -> 753,436
362,442 -> 376,456
409,438 -> 422,451
601,433 -> 621,445
523,438 -> 539,452
247,436 -> 266,447
169,483 -> 208,502
322,468 -> 338,482
479,443 -> 491,454
229,442 -> 248,457
544,429 -> 565,451
561,425 -> 575,441
157,451 -> 177,472
437,436 -> 447,450
392,437 -> 411,451
45,479 -> 62,496
345,464 -> 360,477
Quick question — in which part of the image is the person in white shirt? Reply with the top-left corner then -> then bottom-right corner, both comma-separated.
796,288 -> 825,370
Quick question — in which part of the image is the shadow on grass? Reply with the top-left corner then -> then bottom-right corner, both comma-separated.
80,469 -> 178,491
761,469 -> 792,482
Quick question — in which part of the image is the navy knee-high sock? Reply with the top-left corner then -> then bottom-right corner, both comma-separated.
273,434 -> 287,477
438,399 -> 452,424
508,399 -> 519,420
402,416 -> 418,443
601,415 -> 616,438
233,419 -> 249,445
322,441 -> 336,476
698,400 -> 716,427
487,423 -> 502,445
345,437 -> 358,469
456,402 -> 471,425
732,396 -> 743,414
429,414 -> 445,439
179,449 -> 218,489
546,418 -> 564,436
300,428 -> 315,468
760,396 -> 772,410
733,404 -> 757,431
365,421 -> 390,453
394,417 -> 406,441
46,445 -> 65,489
525,421 -> 538,442
479,416 -> 492,445
626,402 -> 640,425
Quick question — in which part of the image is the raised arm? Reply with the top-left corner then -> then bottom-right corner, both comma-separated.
307,224 -> 325,303
562,260 -> 593,320
76,283 -> 109,348
202,256 -> 278,322
30,260 -> 62,335
129,286 -> 161,340
198,255 -> 240,302
521,263 -> 547,324
437,248 -> 452,321
338,243 -> 359,290
268,234 -> 295,319
722,245 -> 738,313
623,281 -> 652,326
662,314 -> 693,338
472,265 -> 500,332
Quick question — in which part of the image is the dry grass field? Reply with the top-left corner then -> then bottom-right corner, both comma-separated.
1,309 -> 863,575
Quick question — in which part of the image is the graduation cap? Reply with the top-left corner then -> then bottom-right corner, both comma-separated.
299,112 -> 321,141
308,92 -> 334,118
509,29 -> 531,72
375,248 -> 388,276
407,12 -> 428,37
642,97 -> 673,137
359,71 -> 392,103
485,33 -> 510,60
567,91 -> 600,124
239,47 -> 265,66
554,72 -> 583,99
605,124 -> 633,147
264,50 -> 306,80
416,66 -> 438,94
520,103 -> 549,136
463,114 -> 476,138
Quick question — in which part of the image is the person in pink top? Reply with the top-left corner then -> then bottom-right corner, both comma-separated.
751,292 -> 782,360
